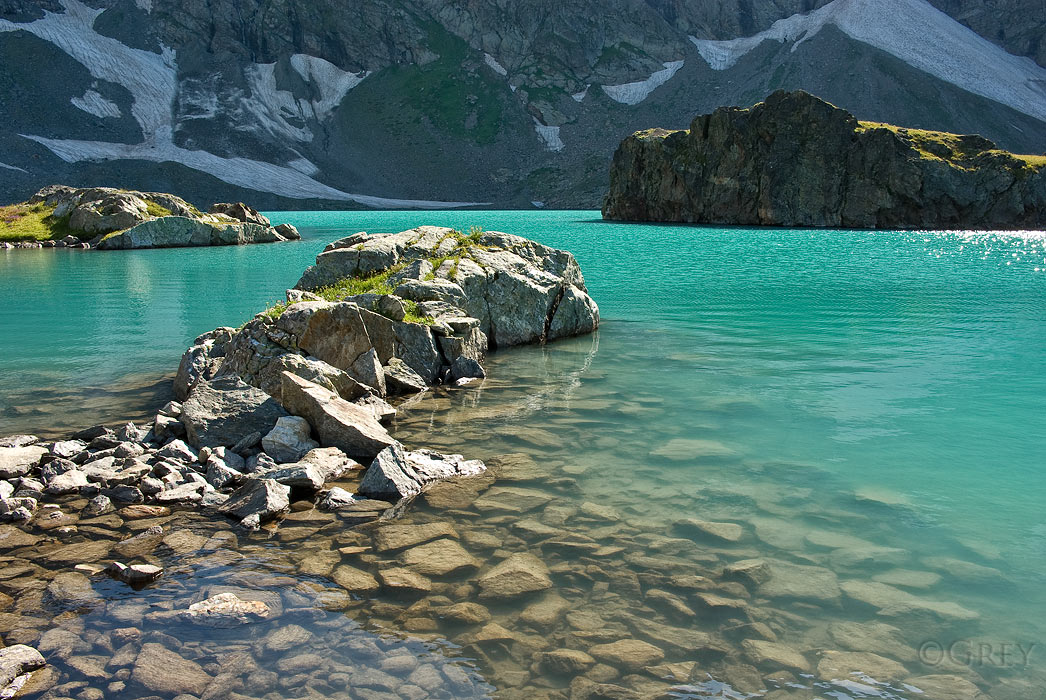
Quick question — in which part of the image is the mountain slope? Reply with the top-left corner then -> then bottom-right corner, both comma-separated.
1,0 -> 1043,208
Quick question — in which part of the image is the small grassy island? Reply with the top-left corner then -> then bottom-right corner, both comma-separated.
0,185 -> 300,249
602,90 -> 1046,230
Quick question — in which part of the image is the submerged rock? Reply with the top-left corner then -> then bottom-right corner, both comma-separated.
603,90 -> 1046,230
476,552 -> 552,600
131,643 -> 213,695
182,592 -> 271,626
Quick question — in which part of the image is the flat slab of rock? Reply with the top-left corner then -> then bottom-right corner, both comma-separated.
332,565 -> 380,594
588,639 -> 664,672
131,642 -> 213,696
742,639 -> 811,672
673,518 -> 744,542
816,650 -> 908,682
477,552 -> 552,600
373,522 -> 459,552
0,445 -> 46,479
180,377 -> 289,449
279,372 -> 396,460
398,538 -> 480,577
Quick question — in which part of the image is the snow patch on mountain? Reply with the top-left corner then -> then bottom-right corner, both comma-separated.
289,54 -> 368,121
20,134 -> 485,208
483,53 -> 508,76
533,120 -> 565,152
689,0 -> 1046,123
0,0 -> 471,207
71,89 -> 121,119
0,0 -> 176,139
244,62 -> 313,142
571,85 -> 590,103
0,161 -> 27,173
601,60 -> 684,105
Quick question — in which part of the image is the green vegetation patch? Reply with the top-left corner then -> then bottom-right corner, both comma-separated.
0,202 -> 78,242
858,121 -> 1045,173
260,227 -> 492,324
369,22 -> 505,144
145,201 -> 174,218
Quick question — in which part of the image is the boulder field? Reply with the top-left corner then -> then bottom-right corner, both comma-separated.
0,226 -> 598,531
602,90 -> 1046,230
0,185 -> 299,249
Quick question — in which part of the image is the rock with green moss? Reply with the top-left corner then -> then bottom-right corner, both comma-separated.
3,185 -> 299,248
603,90 -> 1046,230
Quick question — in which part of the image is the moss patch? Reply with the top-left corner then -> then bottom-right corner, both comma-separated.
145,201 -> 174,218
857,121 -> 1045,172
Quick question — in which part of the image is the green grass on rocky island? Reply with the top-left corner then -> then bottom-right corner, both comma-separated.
0,202 -> 77,242
261,227 -> 490,325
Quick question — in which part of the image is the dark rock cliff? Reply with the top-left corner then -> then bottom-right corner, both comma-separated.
602,91 -> 1046,230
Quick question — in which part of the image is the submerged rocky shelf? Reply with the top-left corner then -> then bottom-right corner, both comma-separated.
0,186 -> 299,249
602,90 -> 1046,230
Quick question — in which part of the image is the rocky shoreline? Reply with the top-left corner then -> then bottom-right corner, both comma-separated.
602,91 -> 1046,230
0,226 -> 599,697
0,186 -> 300,250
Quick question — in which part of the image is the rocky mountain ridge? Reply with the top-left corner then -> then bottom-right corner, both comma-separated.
602,91 -> 1046,229
1,0 -> 1044,208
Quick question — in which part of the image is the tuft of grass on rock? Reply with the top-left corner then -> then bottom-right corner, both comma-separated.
145,201 -> 174,218
0,202 -> 79,242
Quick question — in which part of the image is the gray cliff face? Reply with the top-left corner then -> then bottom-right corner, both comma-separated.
602,91 -> 1046,230
0,0 -> 1043,208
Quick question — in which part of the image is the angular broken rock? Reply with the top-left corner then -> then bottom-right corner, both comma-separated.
358,444 -> 485,501
217,478 -> 290,527
0,644 -> 46,692
180,376 -> 289,449
262,415 -> 319,463
279,372 -> 397,460
477,552 -> 552,600
181,592 -> 271,627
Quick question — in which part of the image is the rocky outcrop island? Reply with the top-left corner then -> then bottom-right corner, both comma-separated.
602,90 -> 1046,230
0,185 -> 299,249
1,226 -> 598,531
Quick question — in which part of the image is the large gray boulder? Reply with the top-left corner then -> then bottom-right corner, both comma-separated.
358,444 -> 486,501
278,373 -> 397,460
96,217 -> 282,249
295,227 -> 598,349
180,377 -> 289,449
173,327 -> 235,400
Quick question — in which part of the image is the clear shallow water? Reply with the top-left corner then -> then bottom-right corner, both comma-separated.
2,212 -> 1046,698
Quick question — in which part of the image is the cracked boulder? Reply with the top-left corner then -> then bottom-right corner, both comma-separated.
180,377 -> 289,449
278,373 -> 396,460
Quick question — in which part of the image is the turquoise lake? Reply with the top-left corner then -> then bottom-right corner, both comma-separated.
2,211 -> 1046,697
